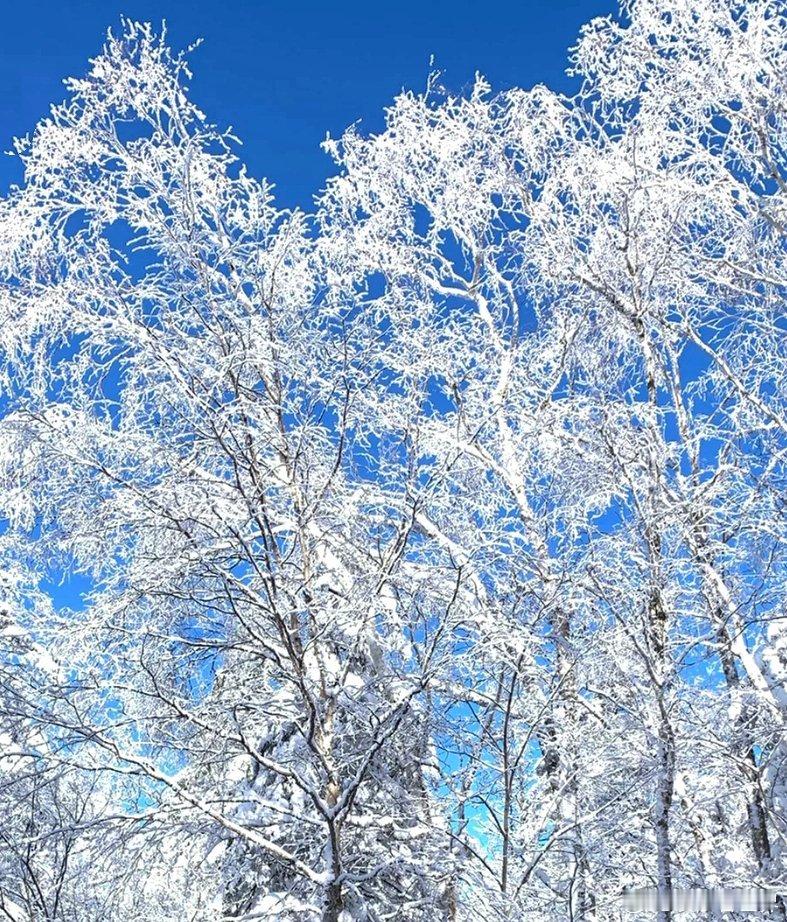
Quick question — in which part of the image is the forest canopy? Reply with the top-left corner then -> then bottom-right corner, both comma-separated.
0,1 -> 786,919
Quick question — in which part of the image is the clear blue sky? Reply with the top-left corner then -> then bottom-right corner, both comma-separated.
0,0 -> 615,209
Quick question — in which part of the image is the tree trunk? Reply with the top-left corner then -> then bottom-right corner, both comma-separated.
322,820 -> 345,922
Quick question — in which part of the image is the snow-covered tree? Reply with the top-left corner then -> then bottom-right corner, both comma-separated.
0,2 -> 785,919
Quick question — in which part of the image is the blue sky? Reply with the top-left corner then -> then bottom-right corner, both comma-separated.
0,0 -> 614,209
